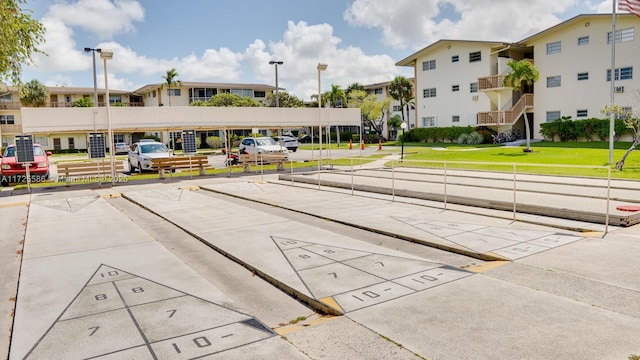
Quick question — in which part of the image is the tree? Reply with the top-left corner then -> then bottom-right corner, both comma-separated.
347,89 -> 390,139
503,59 -> 540,152
19,79 -> 48,107
189,93 -> 261,107
262,91 -> 304,107
0,0 -> 46,85
161,68 -> 181,106
346,82 -> 364,95
389,76 -> 413,129
325,84 -> 347,108
602,104 -> 639,171
71,97 -> 93,107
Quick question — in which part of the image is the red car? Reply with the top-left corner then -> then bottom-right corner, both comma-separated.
1,144 -> 52,185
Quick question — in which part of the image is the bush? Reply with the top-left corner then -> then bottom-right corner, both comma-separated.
540,117 -> 634,142
457,133 -> 469,144
408,126 -> 476,143
468,131 -> 484,144
206,136 -> 223,148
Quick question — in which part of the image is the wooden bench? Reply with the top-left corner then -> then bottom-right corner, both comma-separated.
56,160 -> 126,186
151,155 -> 209,179
238,153 -> 287,172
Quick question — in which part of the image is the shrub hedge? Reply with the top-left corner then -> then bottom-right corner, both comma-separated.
539,117 -> 632,142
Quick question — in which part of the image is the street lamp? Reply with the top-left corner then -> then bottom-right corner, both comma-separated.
317,63 -> 328,185
269,60 -> 283,107
100,49 -> 115,184
84,47 -> 101,132
400,122 -> 407,161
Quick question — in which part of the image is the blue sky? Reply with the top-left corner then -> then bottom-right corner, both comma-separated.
19,0 -> 619,100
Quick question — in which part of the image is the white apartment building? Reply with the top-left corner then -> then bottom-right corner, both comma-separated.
363,80 -> 416,140
396,14 -> 639,140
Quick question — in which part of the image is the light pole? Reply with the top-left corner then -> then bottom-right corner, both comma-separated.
400,122 -> 407,161
84,47 -> 101,132
100,49 -> 115,184
269,60 -> 283,107
317,63 -> 328,182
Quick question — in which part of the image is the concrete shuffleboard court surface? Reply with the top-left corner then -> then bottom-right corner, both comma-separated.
199,181 -> 586,261
10,190 -> 303,360
119,184 -> 474,315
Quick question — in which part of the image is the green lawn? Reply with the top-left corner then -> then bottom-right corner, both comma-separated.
391,142 -> 639,179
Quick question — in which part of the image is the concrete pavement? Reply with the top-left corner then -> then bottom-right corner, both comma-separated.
2,167 -> 640,359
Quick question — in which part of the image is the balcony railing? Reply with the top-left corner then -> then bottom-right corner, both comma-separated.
477,94 -> 533,126
478,75 -> 505,91
48,102 -> 144,107
0,124 -> 22,134
0,102 -> 21,110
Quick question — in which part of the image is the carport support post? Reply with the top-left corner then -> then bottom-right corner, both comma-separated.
512,164 -> 517,222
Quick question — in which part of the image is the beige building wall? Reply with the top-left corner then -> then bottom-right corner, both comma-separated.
524,14 -> 640,139
414,41 -> 499,129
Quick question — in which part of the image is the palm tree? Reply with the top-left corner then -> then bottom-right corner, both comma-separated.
389,76 -> 413,129
161,68 -> 182,106
19,79 -> 48,107
325,84 -> 346,108
503,59 -> 540,152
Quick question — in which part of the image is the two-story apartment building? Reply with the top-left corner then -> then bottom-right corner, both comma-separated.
363,79 -> 416,140
396,14 -> 639,140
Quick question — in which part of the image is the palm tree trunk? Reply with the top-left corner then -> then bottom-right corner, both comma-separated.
522,99 -> 532,152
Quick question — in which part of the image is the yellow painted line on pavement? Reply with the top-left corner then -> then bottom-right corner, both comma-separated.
275,315 -> 337,336
319,296 -> 344,314
466,261 -> 510,273
0,201 -> 29,208
180,185 -> 200,191
582,231 -> 604,237
100,192 -> 121,199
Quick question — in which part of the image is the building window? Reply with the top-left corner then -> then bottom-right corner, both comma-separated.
230,89 -> 254,97
422,59 -> 436,71
546,76 -> 561,88
423,88 -> 436,98
608,27 -> 634,44
374,88 -> 383,95
607,67 -> 633,81
452,115 -> 460,123
451,55 -> 459,62
167,89 -> 181,96
469,51 -> 481,63
470,82 -> 478,93
577,72 -> 589,81
0,115 -> 15,124
254,91 -> 266,98
109,95 -> 122,103
578,36 -> 589,46
452,84 -> 460,92
152,90 -> 157,98
0,93 -> 12,102
114,134 -> 125,143
65,96 -> 71,103
35,136 -> 48,146
546,41 -> 561,54
576,109 -> 588,117
422,116 -> 436,127
393,105 -> 401,111
546,111 -> 561,122
617,106 -> 633,120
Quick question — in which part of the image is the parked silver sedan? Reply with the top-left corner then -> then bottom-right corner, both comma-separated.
273,136 -> 299,152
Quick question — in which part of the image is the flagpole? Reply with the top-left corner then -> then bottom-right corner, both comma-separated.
609,0 -> 617,165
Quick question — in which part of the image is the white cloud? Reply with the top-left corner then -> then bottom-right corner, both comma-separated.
243,21 -> 402,100
344,0 -> 602,49
47,0 -> 144,39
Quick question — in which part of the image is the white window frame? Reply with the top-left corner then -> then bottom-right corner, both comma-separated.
546,76 -> 561,88
578,36 -> 589,46
423,88 -> 436,98
576,109 -> 588,118
607,28 -> 634,44
577,72 -> 589,81
546,41 -> 561,54
546,111 -> 561,122
422,59 -> 436,71
422,116 -> 437,127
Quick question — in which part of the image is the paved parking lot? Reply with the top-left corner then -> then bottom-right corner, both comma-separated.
2,168 -> 640,359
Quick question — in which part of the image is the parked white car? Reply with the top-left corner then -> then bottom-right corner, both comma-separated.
272,136 -> 299,152
239,137 -> 289,158
128,141 -> 172,172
